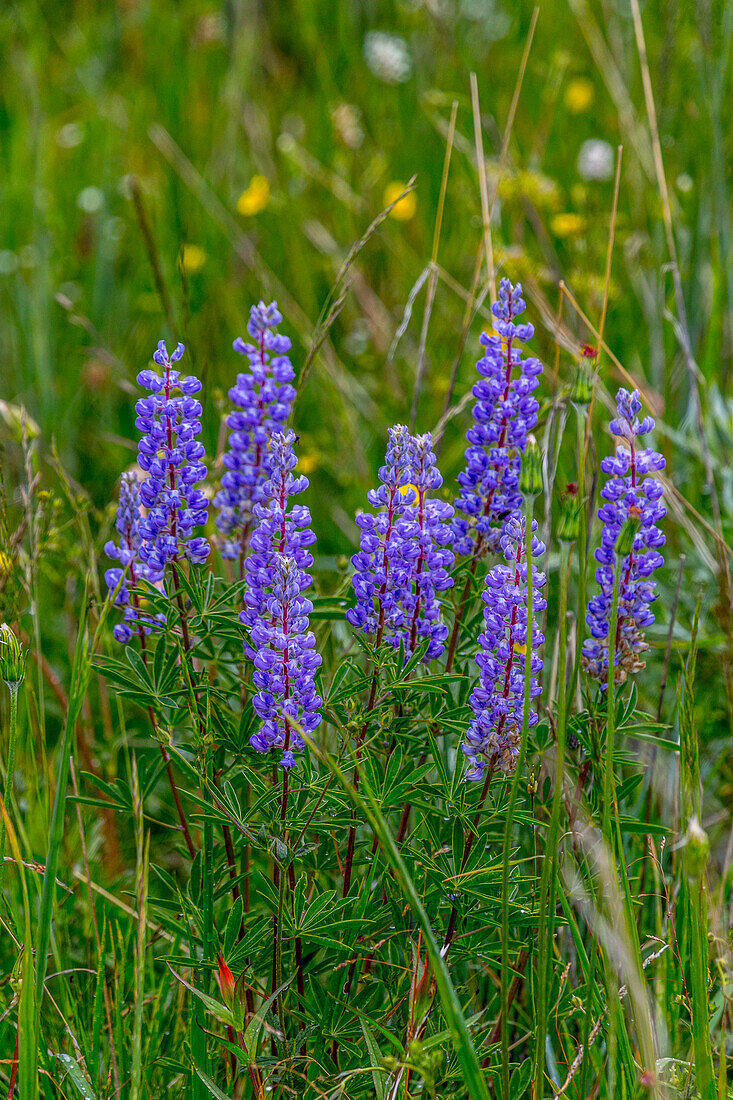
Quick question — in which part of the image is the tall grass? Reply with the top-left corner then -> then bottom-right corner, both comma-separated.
1,2 -> 732,1098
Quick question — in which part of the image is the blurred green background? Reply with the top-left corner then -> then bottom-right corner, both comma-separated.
1,0 -> 732,716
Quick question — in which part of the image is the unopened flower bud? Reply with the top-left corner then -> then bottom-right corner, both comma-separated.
558,483 -> 581,542
217,953 -> 236,1007
615,509 -> 641,558
571,357 -> 593,407
0,625 -> 24,689
519,437 -> 543,499
682,815 -> 709,880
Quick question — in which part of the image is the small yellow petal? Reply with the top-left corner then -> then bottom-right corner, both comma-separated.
513,642 -> 528,656
384,182 -> 416,221
237,175 -> 271,216
180,244 -> 206,274
398,482 -> 419,499
551,212 -> 587,238
298,453 -> 319,474
564,78 -> 594,114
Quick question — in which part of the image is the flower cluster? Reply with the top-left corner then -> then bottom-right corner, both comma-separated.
250,554 -> 322,769
347,427 -> 454,662
135,342 -> 210,574
453,279 -> 542,557
241,429 -> 321,766
104,472 -> 164,644
463,517 -> 546,779
347,424 -> 413,640
214,302 -> 296,563
397,434 -> 455,660
582,388 -> 665,685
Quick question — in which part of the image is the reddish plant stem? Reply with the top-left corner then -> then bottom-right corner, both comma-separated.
442,765 -> 494,951
7,1027 -> 18,1099
133,580 -> 197,859
407,488 -> 427,655
613,435 -> 637,656
237,330 -> 267,582
486,947 -> 530,1051
343,479 -> 401,897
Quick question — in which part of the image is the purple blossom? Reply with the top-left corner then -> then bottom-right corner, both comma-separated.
463,517 -> 546,779
394,433 -> 455,661
240,429 -> 322,766
214,302 -> 296,565
104,472 -> 164,644
347,427 -> 455,662
135,341 -> 210,575
241,428 -> 316,655
453,279 -> 542,556
582,388 -> 666,685
249,554 -> 322,769
346,424 -> 415,644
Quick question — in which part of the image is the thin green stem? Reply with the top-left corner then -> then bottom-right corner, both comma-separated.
0,683 -> 19,892
501,498 -> 534,1100
603,561 -> 623,845
275,849 -> 289,1061
534,539 -> 572,1093
568,406 -> 589,707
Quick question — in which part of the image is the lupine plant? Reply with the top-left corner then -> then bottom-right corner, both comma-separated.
0,278 -> 725,1100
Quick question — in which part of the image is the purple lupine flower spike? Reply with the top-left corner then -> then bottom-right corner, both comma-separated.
135,341 -> 210,575
250,554 -> 322,769
463,516 -> 546,779
453,279 -> 542,556
347,427 -> 454,662
582,388 -> 666,686
214,302 -> 296,569
347,424 -> 415,644
398,433 -> 455,661
104,472 -> 164,644
241,429 -> 321,767
241,428 -> 316,661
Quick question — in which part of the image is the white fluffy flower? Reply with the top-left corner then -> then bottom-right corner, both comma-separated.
576,139 -> 614,182
363,32 -> 412,84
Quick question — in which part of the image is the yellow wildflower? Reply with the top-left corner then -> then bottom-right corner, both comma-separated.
298,453 -> 319,475
398,483 -> 419,500
384,182 -> 416,221
237,175 -> 271,216
180,244 -> 207,274
551,212 -> 587,238
564,78 -> 594,114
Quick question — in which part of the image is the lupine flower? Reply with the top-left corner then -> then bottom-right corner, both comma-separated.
453,279 -> 542,557
241,428 -> 316,656
463,517 -> 546,779
582,388 -> 665,685
104,472 -> 163,644
347,427 -> 455,662
347,424 -> 414,643
135,341 -> 210,575
240,429 -> 321,767
214,302 -> 296,564
395,433 -> 455,661
249,554 -> 322,769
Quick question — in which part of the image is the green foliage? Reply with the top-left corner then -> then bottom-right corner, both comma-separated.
1,1 -> 733,1098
